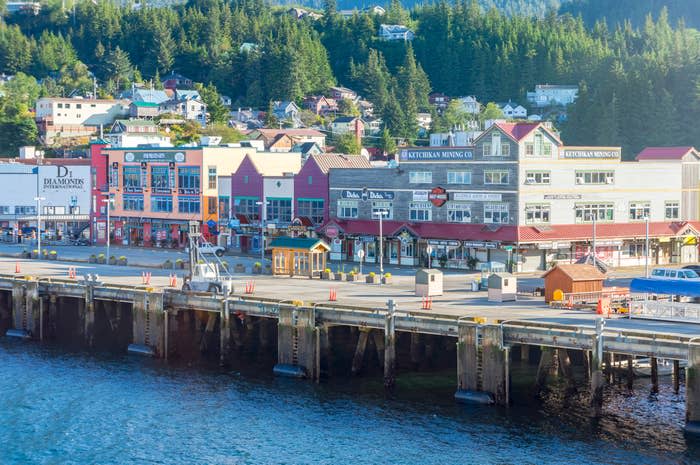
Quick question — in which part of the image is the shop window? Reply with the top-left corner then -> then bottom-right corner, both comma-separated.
178,196 -> 200,214
151,196 -> 173,213
575,171 -> 614,185
298,199 -> 324,224
484,170 -> 509,185
208,197 -> 217,214
575,203 -> 614,223
338,200 -> 358,219
447,171 -> 471,184
234,197 -> 259,220
484,203 -> 509,224
123,166 -> 141,192
371,201 -> 393,219
447,202 -> 471,223
629,202 -> 651,220
409,202 -> 432,221
665,201 -> 680,219
123,196 -> 144,211
267,198 -> 292,223
525,204 -> 551,224
409,171 -> 432,184
524,171 -> 550,185
178,166 -> 200,194
628,243 -> 645,257
16,206 -> 36,215
151,166 -> 170,193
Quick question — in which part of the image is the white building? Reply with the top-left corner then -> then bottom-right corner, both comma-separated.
455,96 -> 480,114
0,160 -> 91,241
106,120 -> 172,148
527,85 -> 579,107
498,101 -> 527,119
429,131 -> 482,147
379,24 -> 415,41
35,97 -> 129,145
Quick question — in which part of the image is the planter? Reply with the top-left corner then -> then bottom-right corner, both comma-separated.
163,261 -> 173,269
97,257 -> 106,264
335,272 -> 346,281
48,253 -> 57,261
176,261 -> 185,269
31,251 -> 38,259
366,275 -> 380,284
235,264 -> 246,273
108,257 -> 117,265
89,255 -> 97,263
382,276 -> 392,285
264,264 -> 272,275
118,258 -> 128,266
347,273 -> 362,282
321,271 -> 334,280
253,266 -> 262,275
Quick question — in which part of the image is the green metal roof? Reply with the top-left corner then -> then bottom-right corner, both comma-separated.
132,101 -> 159,107
269,237 -> 330,251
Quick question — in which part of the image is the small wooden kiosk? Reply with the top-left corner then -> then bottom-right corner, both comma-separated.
487,272 -> 516,302
542,264 -> 605,303
269,237 -> 330,278
415,269 -> 443,296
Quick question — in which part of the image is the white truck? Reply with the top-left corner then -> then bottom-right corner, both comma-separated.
182,262 -> 235,294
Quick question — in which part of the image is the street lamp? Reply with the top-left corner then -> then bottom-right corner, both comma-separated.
101,194 -> 112,261
34,196 -> 45,259
644,216 -> 650,278
256,201 -> 269,264
372,209 -> 388,275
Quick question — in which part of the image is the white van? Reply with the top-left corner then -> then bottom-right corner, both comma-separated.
650,268 -> 700,280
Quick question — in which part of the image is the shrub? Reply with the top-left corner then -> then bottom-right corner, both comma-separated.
119,256 -> 126,260
368,272 -> 376,277
324,268 -> 331,273
98,253 -> 105,258
109,255 -> 116,260
49,250 -> 57,255
32,249 -> 38,254
176,258 -> 183,263
254,262 -> 262,267
384,273 -> 392,278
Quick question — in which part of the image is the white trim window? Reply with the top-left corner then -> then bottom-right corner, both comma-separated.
447,171 -> 472,184
629,202 -> 650,220
524,171 -> 550,185
665,201 -> 680,220
409,202 -> 432,221
575,171 -> 615,185
484,170 -> 509,185
338,200 -> 358,219
447,202 -> 471,223
575,203 -> 614,223
372,201 -> 393,219
409,171 -> 432,184
484,203 -> 509,224
525,204 -> 551,224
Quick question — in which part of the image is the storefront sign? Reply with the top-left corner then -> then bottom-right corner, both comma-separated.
397,230 -> 413,244
462,241 -> 498,249
428,187 -> 448,207
124,151 -> 186,163
451,192 -> 502,202
543,194 -> 582,200
41,166 -> 86,191
360,235 -> 375,243
325,226 -> 339,238
340,190 -> 394,200
427,239 -> 460,248
399,148 -> 473,162
561,148 -> 620,159
412,190 -> 429,202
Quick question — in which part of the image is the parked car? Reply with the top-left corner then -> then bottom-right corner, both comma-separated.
650,268 -> 700,280
682,265 -> 700,274
186,243 -> 226,257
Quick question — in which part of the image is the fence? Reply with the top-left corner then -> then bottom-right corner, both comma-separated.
629,300 -> 700,323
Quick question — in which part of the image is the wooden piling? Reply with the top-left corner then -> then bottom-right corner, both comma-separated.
351,328 -> 370,375
590,318 -> 605,417
384,300 -> 396,392
534,347 -> 554,393
557,348 -> 576,392
626,355 -> 634,390
686,343 -> 700,433
456,324 -> 478,392
673,360 -> 680,395
481,325 -> 508,405
520,344 -> 530,363
650,357 -> 659,394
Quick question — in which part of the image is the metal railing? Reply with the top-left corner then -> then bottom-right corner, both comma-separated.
558,287 -> 630,307
629,300 -> 700,323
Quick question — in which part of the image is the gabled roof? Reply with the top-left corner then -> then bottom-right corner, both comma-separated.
478,121 -> 561,145
542,264 -> 605,281
131,101 -> 159,108
518,222 -> 700,242
269,237 -> 329,251
635,146 -> 698,161
175,90 -> 201,101
253,128 -> 325,138
332,116 -> 361,124
133,89 -> 169,104
308,153 -> 371,173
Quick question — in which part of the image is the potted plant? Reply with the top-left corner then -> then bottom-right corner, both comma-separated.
163,259 -> 172,269
21,248 -> 30,259
382,272 -> 392,284
235,263 -> 246,273
264,263 -> 272,274
97,253 -> 106,264
321,268 -> 334,280
49,250 -> 57,261
253,262 -> 262,274
89,254 -> 97,263
31,249 -> 39,259
346,270 -> 357,281
108,255 -> 117,265
366,271 -> 380,284
438,254 -> 448,268
118,256 -> 128,266
176,258 -> 184,269
467,256 -> 479,270
335,270 -> 346,281
42,249 -> 48,259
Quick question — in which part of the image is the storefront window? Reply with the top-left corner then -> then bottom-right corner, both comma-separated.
525,204 -> 551,224
447,202 -> 471,223
409,202 -> 432,221
178,196 -> 200,214
297,199 -> 324,224
123,166 -> 141,192
151,166 -> 170,193
123,195 -> 144,211
267,198 -> 292,223
338,200 -> 358,219
629,202 -> 650,220
401,241 -> 414,257
575,203 -> 614,223
484,203 -> 509,224
178,167 -> 200,194
151,196 -> 173,213
371,201 -> 393,219
207,197 -> 217,214
234,197 -> 259,220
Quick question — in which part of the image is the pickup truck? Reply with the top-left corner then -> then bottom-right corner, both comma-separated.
186,243 -> 226,257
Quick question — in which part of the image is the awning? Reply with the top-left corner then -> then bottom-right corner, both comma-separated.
630,278 -> 700,297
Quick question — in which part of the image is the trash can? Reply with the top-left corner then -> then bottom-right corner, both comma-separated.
470,280 -> 479,292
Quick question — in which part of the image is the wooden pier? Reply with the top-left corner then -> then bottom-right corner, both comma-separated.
1,274 -> 699,432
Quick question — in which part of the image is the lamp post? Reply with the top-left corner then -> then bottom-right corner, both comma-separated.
644,215 -> 650,278
34,196 -> 46,258
256,201 -> 268,264
372,209 -> 388,275
102,195 -> 112,261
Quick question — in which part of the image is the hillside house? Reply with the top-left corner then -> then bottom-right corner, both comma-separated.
379,24 -> 414,41
527,85 -> 579,107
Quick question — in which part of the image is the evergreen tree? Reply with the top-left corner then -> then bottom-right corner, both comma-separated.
379,128 -> 397,155
103,46 -> 133,91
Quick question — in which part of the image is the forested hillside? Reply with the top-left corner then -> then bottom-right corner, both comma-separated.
560,0 -> 700,29
0,0 -> 699,157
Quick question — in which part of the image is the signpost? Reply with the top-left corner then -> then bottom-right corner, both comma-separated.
357,249 -> 365,275
426,245 -> 433,269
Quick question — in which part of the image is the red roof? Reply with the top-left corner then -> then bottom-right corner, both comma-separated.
635,146 -> 697,161
518,222 -> 700,242
494,122 -> 541,141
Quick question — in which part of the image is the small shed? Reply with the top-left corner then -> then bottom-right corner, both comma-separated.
487,273 -> 517,302
269,237 -> 330,278
415,268 -> 443,296
542,264 -> 605,303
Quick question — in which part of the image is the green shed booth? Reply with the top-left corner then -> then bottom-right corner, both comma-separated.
269,237 -> 330,278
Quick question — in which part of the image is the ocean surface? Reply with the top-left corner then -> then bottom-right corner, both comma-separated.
1,338 -> 699,465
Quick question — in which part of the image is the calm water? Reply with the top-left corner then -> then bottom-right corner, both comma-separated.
1,339 -> 699,465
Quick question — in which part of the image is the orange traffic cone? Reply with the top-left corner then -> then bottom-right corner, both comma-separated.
329,288 -> 337,301
14,262 -> 20,274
